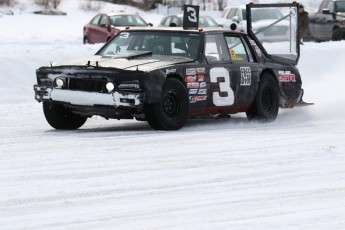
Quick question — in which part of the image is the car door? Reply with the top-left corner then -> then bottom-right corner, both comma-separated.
314,0 -> 335,39
88,14 -> 102,43
223,34 -> 260,106
200,32 -> 259,114
95,15 -> 110,43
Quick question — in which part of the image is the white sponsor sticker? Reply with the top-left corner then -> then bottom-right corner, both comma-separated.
199,82 -> 207,88
186,68 -> 196,75
240,67 -> 251,86
189,89 -> 198,94
198,89 -> 207,95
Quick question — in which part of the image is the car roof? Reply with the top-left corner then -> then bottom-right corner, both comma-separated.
165,14 -> 215,18
99,12 -> 142,17
119,26 -> 244,35
224,5 -> 245,10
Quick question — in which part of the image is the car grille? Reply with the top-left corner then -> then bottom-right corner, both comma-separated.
68,78 -> 107,93
263,26 -> 288,36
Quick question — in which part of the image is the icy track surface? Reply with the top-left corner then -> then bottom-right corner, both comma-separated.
1,1 -> 345,229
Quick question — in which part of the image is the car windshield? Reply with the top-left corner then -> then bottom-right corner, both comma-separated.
110,15 -> 147,26
98,31 -> 201,59
199,16 -> 219,27
251,9 -> 283,22
335,1 -> 345,12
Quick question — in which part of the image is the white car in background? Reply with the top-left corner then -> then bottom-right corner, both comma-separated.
217,5 -> 291,42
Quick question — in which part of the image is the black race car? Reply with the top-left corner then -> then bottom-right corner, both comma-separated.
34,3 -> 304,130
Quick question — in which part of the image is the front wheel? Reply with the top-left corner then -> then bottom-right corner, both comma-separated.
43,102 -> 87,130
144,78 -> 189,130
83,36 -> 89,44
246,73 -> 279,121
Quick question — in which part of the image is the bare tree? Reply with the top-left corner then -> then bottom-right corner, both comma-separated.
0,0 -> 14,5
34,0 -> 61,9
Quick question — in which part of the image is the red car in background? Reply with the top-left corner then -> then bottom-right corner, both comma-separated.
83,12 -> 152,44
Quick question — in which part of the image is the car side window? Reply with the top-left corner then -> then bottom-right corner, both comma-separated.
320,0 -> 328,12
205,34 -> 230,63
162,16 -> 172,26
227,8 -> 237,19
225,35 -> 253,62
170,16 -> 180,26
326,1 -> 334,13
91,15 -> 101,25
99,15 -> 108,27
234,9 -> 241,18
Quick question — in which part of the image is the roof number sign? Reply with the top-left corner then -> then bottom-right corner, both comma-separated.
183,5 -> 199,30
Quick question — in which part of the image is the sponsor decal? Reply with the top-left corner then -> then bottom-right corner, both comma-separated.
189,95 -> 207,103
249,39 -> 262,57
230,49 -> 237,60
197,75 -> 205,81
184,75 -> 197,82
255,46 -> 262,57
187,82 -> 200,88
199,82 -> 207,88
240,67 -> 251,86
189,89 -> 198,95
189,96 -> 197,103
279,70 -> 296,82
196,95 -> 207,101
186,68 -> 196,75
166,68 -> 176,74
196,67 -> 205,74
198,89 -> 207,95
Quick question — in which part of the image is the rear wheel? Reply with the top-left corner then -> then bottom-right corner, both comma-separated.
331,28 -> 345,41
144,78 -> 189,130
246,73 -> 279,121
43,102 -> 87,130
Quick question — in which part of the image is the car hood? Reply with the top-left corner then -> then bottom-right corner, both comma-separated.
336,12 -> 345,17
55,55 -> 194,72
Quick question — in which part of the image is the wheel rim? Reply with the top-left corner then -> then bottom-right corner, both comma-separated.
163,92 -> 180,117
261,85 -> 273,112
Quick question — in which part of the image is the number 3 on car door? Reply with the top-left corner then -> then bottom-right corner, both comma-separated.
210,67 -> 234,106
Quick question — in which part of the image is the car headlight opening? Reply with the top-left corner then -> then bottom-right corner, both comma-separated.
55,78 -> 64,88
106,82 -> 115,92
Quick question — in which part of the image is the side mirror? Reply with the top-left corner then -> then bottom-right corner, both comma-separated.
232,16 -> 240,23
322,8 -> 331,14
148,22 -> 153,27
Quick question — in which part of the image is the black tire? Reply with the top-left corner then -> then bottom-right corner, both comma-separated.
246,73 -> 279,121
144,78 -> 189,130
83,36 -> 89,44
331,28 -> 345,41
43,102 -> 87,130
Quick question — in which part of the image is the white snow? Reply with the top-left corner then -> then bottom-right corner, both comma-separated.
1,0 -> 345,229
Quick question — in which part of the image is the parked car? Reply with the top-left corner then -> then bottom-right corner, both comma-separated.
0,9 -> 14,15
83,12 -> 152,44
309,0 -> 345,41
159,14 -> 220,28
217,5 -> 291,42
34,3 -> 304,130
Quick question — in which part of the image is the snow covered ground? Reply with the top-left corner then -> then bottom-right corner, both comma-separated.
1,0 -> 345,229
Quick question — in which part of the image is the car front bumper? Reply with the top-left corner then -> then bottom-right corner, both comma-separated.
34,85 -> 145,110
